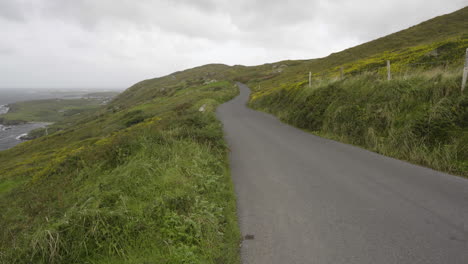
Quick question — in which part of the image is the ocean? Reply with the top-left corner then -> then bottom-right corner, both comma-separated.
0,123 -> 49,151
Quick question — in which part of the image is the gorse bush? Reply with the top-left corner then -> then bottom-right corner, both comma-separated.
251,70 -> 468,176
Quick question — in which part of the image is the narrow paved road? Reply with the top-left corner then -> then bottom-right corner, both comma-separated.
217,83 -> 468,264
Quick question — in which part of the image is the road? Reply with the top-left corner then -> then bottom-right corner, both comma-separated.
216,83 -> 468,264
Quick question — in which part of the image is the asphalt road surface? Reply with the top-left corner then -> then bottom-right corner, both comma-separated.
217,83 -> 468,264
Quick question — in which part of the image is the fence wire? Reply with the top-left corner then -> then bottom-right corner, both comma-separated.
309,59 -> 462,80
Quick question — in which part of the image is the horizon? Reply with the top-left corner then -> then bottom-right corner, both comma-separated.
0,87 -> 124,91
1,1 -> 466,90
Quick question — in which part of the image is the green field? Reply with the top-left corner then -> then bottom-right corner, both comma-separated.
0,98 -> 104,125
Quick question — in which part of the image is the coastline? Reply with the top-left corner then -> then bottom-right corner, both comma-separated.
0,122 -> 51,151
0,104 -> 9,115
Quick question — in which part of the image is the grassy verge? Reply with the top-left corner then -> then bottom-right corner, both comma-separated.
0,80 -> 240,263
249,68 -> 468,176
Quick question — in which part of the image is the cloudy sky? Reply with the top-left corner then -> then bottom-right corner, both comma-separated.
0,0 -> 466,90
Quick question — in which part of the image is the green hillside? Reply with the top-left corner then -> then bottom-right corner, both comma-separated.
305,5 -> 468,72
0,66 -> 240,263
0,6 -> 467,264
235,6 -> 468,89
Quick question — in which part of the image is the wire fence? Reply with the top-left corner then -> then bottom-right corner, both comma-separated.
307,50 -> 468,93
311,60 -> 452,79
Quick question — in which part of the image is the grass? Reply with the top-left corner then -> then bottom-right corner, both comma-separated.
0,75 -> 240,263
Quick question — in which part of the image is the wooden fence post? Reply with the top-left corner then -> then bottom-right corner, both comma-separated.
387,60 -> 391,81
309,72 -> 311,88
462,48 -> 468,93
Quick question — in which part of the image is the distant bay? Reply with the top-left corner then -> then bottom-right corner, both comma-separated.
0,89 -> 86,151
0,105 -> 9,115
0,123 -> 49,151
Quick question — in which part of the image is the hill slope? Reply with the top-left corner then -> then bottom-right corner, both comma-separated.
234,6 -> 468,88
0,65 -> 240,263
306,6 -> 468,71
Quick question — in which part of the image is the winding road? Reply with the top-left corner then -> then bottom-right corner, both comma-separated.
217,83 -> 468,264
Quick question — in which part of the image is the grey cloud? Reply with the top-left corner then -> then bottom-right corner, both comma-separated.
172,0 -> 219,12
0,0 -> 466,90
0,0 -> 27,21
40,0 -> 146,30
36,0 -> 322,39
318,0 -> 468,42
229,0 -> 321,30
38,0 -> 236,41
0,46 -> 15,55
171,0 -> 322,33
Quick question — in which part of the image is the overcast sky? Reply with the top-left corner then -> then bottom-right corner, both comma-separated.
0,0 -> 466,90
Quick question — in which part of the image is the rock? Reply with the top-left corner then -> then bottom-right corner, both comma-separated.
426,49 -> 438,57
273,64 -> 288,73
204,79 -> 217,85
0,105 -> 9,115
16,133 -> 31,140
199,104 -> 207,112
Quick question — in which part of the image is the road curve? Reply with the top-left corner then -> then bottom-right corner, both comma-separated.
216,83 -> 468,264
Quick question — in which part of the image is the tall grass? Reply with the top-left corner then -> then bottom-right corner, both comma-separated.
0,81 -> 240,263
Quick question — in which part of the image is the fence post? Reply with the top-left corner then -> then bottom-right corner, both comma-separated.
340,66 -> 344,80
462,48 -> 468,93
309,72 -> 311,88
387,60 -> 391,81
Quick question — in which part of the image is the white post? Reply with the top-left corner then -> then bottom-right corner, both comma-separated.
387,60 -> 391,81
462,48 -> 468,93
45,127 -> 48,136
309,72 -> 311,87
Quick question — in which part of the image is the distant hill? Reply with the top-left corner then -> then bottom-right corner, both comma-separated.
84,91 -> 120,98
